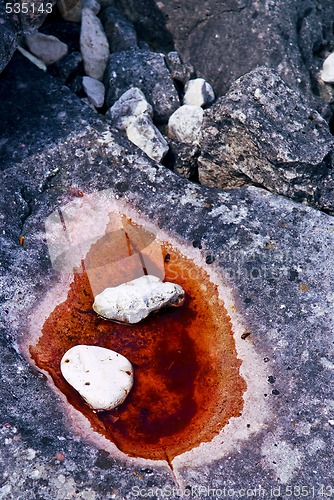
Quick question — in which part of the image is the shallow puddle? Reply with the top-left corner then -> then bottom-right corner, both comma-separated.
30,216 -> 246,462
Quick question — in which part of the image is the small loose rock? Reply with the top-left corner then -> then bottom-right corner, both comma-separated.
168,104 -> 204,144
93,275 -> 185,324
166,51 -> 194,85
80,8 -> 109,81
60,345 -> 133,411
82,76 -> 105,108
183,78 -> 215,107
126,115 -> 169,163
25,33 -> 68,65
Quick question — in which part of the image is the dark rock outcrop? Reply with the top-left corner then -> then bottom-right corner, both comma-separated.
99,6 -> 138,52
104,49 -> 180,123
110,0 -> 334,107
198,67 -> 334,212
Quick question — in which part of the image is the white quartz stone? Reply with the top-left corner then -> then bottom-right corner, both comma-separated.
80,8 -> 109,81
321,52 -> 334,83
183,78 -> 215,107
60,345 -> 133,411
93,275 -> 185,323
168,104 -> 204,144
126,115 -> 169,163
106,87 -> 153,130
83,76 -> 105,107
25,33 -> 68,65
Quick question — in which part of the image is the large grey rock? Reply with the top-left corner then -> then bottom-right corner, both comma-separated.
104,49 -> 180,123
99,6 -> 138,51
0,24 -> 17,74
1,53 -> 333,496
198,67 -> 334,212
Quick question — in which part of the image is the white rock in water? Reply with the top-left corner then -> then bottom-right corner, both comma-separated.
93,275 -> 185,323
126,115 -> 169,163
25,33 -> 68,65
321,52 -> 334,83
106,87 -> 153,130
168,104 -> 204,144
80,8 -> 109,81
83,76 -> 105,107
60,345 -> 133,411
183,78 -> 215,107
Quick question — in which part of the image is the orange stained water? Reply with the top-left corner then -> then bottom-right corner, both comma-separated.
30,219 -> 246,461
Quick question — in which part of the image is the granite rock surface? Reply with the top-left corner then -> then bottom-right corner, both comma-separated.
198,67 -> 334,213
104,49 -> 180,123
0,54 -> 333,498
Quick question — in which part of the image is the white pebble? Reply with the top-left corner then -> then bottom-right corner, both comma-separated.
80,8 -> 109,81
126,115 -> 169,163
183,78 -> 215,107
82,76 -> 105,107
93,275 -> 185,323
168,104 -> 204,144
60,345 -> 133,411
25,33 -> 68,65
321,52 -> 334,83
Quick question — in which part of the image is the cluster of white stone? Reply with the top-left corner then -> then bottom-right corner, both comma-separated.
20,0 -> 216,165
61,275 -> 185,411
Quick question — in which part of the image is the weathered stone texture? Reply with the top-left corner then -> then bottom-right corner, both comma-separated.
198,67 -> 334,212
